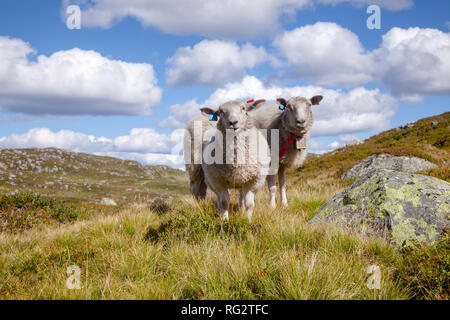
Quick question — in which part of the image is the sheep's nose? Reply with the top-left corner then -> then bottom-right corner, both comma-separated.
296,119 -> 306,126
229,120 -> 238,127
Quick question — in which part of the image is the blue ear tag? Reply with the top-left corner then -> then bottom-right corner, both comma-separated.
279,103 -> 286,110
312,98 -> 317,105
209,113 -> 218,121
249,104 -> 255,110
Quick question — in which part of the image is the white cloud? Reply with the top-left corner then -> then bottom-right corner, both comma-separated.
273,24 -> 450,102
273,22 -> 374,87
0,128 -> 112,153
373,27 -> 450,102
113,128 -> 182,154
308,139 -> 342,154
159,76 -> 398,136
0,36 -> 162,116
311,87 -> 397,136
0,127 -> 185,168
316,0 -> 413,11
63,0 -> 413,38
166,40 -> 269,87
65,0 -> 310,39
338,134 -> 360,143
157,99 -> 203,129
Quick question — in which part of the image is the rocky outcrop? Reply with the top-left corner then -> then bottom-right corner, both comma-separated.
311,169 -> 449,247
346,138 -> 363,146
341,154 -> 437,179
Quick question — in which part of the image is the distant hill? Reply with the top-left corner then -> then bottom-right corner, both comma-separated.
298,111 -> 450,183
0,148 -> 188,204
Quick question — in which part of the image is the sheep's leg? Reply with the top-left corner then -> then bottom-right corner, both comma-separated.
238,190 -> 245,213
267,175 -> 277,208
243,190 -> 255,222
190,179 -> 207,200
198,179 -> 207,200
189,164 -> 207,200
217,189 -> 230,220
279,166 -> 288,207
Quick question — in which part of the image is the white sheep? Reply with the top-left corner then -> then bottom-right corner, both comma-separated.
184,112 -> 217,200
183,99 -> 266,201
250,96 -> 323,208
200,100 -> 269,221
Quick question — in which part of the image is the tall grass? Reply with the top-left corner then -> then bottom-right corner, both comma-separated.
3,186 -> 442,300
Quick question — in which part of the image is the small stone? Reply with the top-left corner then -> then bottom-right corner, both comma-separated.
100,198 -> 117,206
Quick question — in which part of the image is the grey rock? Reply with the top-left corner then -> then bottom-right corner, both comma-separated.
100,198 -> 117,206
346,138 -> 363,146
342,154 -> 437,179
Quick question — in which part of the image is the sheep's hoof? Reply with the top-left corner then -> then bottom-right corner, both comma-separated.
270,202 -> 276,209
221,212 -> 229,220
281,201 -> 288,208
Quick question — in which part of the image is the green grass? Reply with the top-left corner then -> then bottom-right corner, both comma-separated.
1,191 -> 447,300
395,235 -> 449,299
0,193 -> 80,232
0,193 -> 125,233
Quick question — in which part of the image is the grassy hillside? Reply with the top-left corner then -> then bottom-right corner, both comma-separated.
0,148 -> 188,204
0,112 -> 448,300
298,111 -> 449,184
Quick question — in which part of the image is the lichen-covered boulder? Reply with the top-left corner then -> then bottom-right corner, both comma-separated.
311,169 -> 449,247
341,154 -> 437,179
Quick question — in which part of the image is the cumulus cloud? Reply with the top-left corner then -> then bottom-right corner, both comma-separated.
0,127 -> 185,168
373,27 -> 450,102
0,128 -> 112,153
0,36 -> 162,116
64,0 -> 310,39
159,76 -> 398,136
157,99 -> 203,129
273,23 -> 450,102
63,0 -> 414,38
308,139 -> 342,154
166,40 -> 269,87
273,22 -> 374,87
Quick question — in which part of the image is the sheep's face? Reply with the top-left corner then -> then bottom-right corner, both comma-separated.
216,101 -> 249,133
201,99 -> 266,134
278,96 -> 323,135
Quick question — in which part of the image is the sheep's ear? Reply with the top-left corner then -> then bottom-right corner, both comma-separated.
246,99 -> 266,111
200,108 -> 218,121
200,107 -> 216,115
277,98 -> 287,110
310,95 -> 323,105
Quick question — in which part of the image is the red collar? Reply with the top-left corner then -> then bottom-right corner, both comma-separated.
279,134 -> 297,158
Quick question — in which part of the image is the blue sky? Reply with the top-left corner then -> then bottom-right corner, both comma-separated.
0,0 -> 449,168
